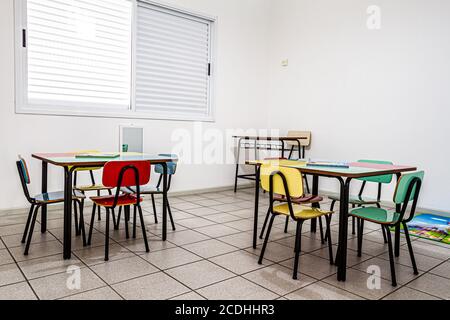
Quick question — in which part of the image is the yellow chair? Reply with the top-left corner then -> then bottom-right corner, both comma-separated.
71,151 -> 116,234
258,163 -> 334,280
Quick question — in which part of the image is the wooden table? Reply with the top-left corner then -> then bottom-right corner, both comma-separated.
32,152 -> 177,259
247,159 -> 417,282
233,136 -> 308,193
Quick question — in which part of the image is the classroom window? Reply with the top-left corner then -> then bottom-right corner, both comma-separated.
15,0 -> 215,121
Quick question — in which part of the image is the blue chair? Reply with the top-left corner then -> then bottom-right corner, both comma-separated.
120,154 -> 178,233
16,156 -> 86,254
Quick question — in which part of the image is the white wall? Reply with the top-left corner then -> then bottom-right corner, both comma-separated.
0,0 -> 272,210
1,0 -> 449,212
266,0 -> 450,211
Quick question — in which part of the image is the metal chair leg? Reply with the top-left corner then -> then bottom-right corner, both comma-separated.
319,216 -> 325,244
352,216 -> 356,235
357,218 -> 364,257
325,215 -> 334,265
325,201 -> 336,243
79,200 -> 87,247
168,201 -> 176,231
24,205 -> 40,255
115,207 -> 122,230
381,225 -> 388,243
258,214 -> 276,265
403,222 -> 419,275
111,209 -> 117,230
104,208 -> 110,261
87,204 -> 97,245
124,206 -> 130,239
138,205 -> 150,253
259,206 -> 271,239
151,194 -> 158,224
73,201 -> 80,236
133,205 -> 137,239
97,190 -> 101,221
385,225 -> 397,287
293,220 -> 304,280
22,204 -> 35,244
284,216 -> 289,233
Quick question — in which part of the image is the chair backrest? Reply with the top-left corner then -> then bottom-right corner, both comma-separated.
16,156 -> 33,203
286,131 -> 311,147
102,161 -> 151,189
154,154 -> 178,175
357,160 -> 394,184
394,171 -> 424,205
260,163 -> 303,198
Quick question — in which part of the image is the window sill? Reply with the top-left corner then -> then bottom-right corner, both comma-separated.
15,107 -> 215,123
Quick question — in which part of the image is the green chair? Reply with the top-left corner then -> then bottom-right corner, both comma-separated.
328,160 -> 394,242
349,171 -> 424,286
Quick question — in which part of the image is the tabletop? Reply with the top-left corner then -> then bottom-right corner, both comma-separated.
247,159 -> 417,179
32,152 -> 177,167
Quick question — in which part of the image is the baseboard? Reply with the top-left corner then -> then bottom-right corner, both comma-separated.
3,183 -> 448,218
0,183 -> 255,215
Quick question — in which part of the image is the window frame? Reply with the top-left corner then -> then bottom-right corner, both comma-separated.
14,0 -> 217,122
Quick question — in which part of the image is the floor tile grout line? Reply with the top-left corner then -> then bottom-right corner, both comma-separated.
0,236 -> 41,300
2,191 -> 448,300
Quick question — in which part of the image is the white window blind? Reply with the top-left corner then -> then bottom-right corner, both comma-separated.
25,0 -> 133,110
136,2 -> 212,119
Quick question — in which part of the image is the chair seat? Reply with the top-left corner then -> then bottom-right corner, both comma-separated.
273,194 -> 323,204
34,190 -> 85,204
121,185 -> 162,194
74,184 -> 112,192
90,194 -> 143,208
328,193 -> 379,205
349,207 -> 400,225
273,204 -> 332,220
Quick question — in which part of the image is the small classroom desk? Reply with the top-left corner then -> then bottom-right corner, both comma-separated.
233,136 -> 308,193
247,159 -> 417,282
32,153 -> 177,260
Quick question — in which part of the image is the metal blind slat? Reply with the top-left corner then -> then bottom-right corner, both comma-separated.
26,0 -> 132,109
136,2 -> 211,116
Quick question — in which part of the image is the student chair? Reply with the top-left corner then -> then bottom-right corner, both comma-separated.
328,160 -> 394,242
71,150 -> 115,230
259,159 -> 327,243
120,154 -> 178,232
258,164 -> 334,280
16,156 -> 86,255
349,171 -> 424,286
87,161 -> 151,261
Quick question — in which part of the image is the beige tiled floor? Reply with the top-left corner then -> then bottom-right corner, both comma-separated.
0,188 -> 448,300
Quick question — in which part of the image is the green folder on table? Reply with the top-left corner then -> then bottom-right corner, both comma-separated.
75,153 -> 120,159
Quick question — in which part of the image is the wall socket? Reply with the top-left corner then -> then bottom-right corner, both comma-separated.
281,59 -> 289,67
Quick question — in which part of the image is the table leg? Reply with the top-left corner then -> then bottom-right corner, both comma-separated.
337,177 -> 352,281
63,167 -> 73,260
234,138 -> 243,193
162,163 -> 168,241
41,162 -> 48,233
394,173 -> 402,257
253,165 -> 261,249
310,175 -> 319,232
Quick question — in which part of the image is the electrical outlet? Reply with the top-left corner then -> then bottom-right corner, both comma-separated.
281,59 -> 289,67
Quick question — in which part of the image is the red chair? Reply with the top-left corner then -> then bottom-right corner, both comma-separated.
87,161 -> 151,261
